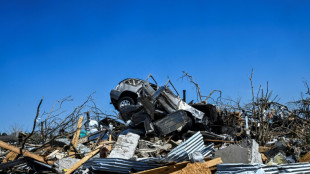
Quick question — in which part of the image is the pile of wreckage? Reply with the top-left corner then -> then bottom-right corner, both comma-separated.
1,75 -> 310,174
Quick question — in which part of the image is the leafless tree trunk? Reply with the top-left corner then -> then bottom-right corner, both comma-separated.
20,98 -> 43,154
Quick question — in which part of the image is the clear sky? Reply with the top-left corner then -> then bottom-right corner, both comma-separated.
0,1 -> 309,133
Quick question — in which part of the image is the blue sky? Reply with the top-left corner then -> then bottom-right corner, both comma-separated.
0,1 -> 309,133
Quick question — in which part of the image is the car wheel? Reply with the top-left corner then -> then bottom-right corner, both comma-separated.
117,96 -> 135,110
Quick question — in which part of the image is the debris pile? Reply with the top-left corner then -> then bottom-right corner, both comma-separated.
1,74 -> 310,173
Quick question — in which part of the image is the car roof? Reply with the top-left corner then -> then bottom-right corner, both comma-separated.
118,78 -> 144,85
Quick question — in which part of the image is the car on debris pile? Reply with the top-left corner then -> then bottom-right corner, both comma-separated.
115,75 -> 218,138
110,75 -> 220,137
110,76 -> 158,110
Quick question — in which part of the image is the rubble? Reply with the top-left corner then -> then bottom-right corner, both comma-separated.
54,157 -> 80,172
267,152 -> 287,165
1,74 -> 310,174
215,139 -> 262,164
108,132 -> 140,159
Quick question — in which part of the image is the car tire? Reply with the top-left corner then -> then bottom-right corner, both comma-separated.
117,96 -> 135,110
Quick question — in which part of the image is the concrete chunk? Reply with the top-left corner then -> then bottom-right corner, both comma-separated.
215,139 -> 262,164
251,139 -> 263,164
108,133 -> 140,159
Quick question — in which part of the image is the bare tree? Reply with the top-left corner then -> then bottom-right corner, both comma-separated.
20,98 -> 43,154
8,123 -> 24,137
20,92 -> 119,152
180,71 -> 203,102
180,71 -> 222,104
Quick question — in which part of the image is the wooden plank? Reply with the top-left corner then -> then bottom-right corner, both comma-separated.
259,146 -> 271,153
0,140 -> 53,165
108,133 -> 112,151
134,160 -> 189,174
64,145 -> 103,174
72,116 -> 84,147
2,151 -> 18,163
134,157 -> 219,174
201,157 -> 223,168
261,153 -> 268,162
69,116 -> 84,157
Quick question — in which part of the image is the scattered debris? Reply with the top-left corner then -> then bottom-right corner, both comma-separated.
1,74 -> 310,174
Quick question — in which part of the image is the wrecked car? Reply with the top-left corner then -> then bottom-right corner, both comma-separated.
118,75 -> 210,138
110,77 -> 158,110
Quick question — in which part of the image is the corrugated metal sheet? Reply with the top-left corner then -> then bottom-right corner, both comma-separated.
80,131 -> 214,174
217,162 -> 310,174
162,131 -> 214,163
81,158 -> 162,173
261,165 -> 278,174
0,158 -> 27,170
277,162 -> 310,173
139,131 -> 214,164
217,163 -> 265,174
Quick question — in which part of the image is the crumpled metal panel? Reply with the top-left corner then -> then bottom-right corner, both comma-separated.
81,158 -> 162,174
162,131 -> 214,163
178,100 -> 205,121
153,110 -> 192,136
217,162 -> 310,174
151,85 -> 205,121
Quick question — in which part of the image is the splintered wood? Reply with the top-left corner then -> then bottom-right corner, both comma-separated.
69,116 -> 84,157
0,140 -> 53,165
171,163 -> 212,174
2,152 -> 19,163
135,158 -> 222,174
171,158 -> 222,174
299,151 -> 310,162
